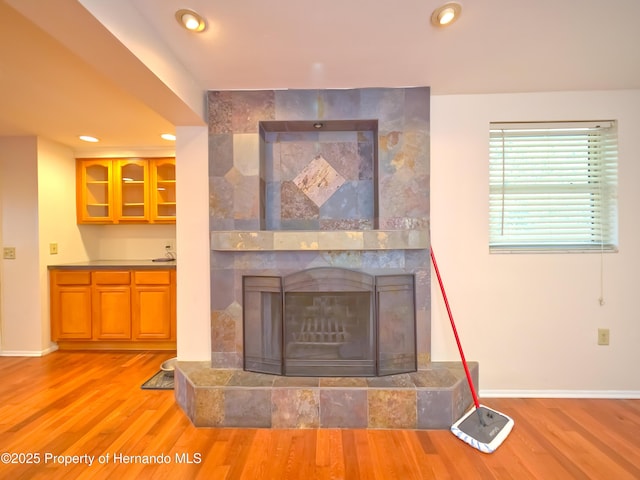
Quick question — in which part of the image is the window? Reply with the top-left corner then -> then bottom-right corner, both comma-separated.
489,121 -> 618,252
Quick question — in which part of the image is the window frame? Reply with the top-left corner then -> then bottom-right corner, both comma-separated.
489,120 -> 618,254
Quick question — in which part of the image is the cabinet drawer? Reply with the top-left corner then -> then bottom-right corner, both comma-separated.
134,271 -> 171,285
54,271 -> 91,285
93,271 -> 131,285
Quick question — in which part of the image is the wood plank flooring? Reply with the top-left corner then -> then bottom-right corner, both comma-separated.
0,351 -> 638,479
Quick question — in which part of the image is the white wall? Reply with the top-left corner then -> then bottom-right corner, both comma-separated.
77,224 -> 176,260
0,137 -> 44,353
175,125 -> 211,361
430,90 -> 640,396
36,138 -> 90,350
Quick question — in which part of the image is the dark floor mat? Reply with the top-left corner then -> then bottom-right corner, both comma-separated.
141,370 -> 174,390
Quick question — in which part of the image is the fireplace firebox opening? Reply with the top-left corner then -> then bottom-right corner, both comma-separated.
243,267 -> 416,377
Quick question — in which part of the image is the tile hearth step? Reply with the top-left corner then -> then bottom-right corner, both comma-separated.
174,362 -> 478,430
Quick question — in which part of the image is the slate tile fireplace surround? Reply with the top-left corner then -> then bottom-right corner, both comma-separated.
174,87 -> 477,428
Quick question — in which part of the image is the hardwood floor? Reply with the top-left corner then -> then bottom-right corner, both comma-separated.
0,351 -> 638,479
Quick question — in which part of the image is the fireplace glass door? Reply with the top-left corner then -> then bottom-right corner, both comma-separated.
242,276 -> 283,375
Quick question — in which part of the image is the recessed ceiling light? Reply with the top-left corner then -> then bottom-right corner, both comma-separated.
175,9 -> 207,32
79,135 -> 99,143
313,122 -> 324,129
161,133 -> 176,141
431,2 -> 462,27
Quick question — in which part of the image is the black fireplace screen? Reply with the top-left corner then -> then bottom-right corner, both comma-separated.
243,267 -> 416,377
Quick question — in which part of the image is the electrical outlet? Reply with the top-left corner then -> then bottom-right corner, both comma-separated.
49,243 -> 58,255
597,328 -> 610,346
3,247 -> 16,260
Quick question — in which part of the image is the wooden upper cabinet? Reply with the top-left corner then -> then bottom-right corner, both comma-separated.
76,159 -> 114,224
150,158 -> 176,223
115,159 -> 149,222
76,158 -> 175,224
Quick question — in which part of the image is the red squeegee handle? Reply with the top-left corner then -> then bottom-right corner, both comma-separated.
430,248 -> 481,410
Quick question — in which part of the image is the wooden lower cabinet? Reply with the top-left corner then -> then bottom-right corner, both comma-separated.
92,271 -> 132,340
50,268 -> 175,350
50,271 -> 93,340
132,270 -> 174,340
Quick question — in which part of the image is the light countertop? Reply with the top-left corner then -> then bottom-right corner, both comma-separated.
48,259 -> 176,270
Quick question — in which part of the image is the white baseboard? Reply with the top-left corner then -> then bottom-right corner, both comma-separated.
481,389 -> 640,399
0,344 -> 58,357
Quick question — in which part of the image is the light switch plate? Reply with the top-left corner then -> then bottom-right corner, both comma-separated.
597,328 -> 610,346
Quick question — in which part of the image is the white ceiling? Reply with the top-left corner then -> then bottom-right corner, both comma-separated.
1,0 -> 640,154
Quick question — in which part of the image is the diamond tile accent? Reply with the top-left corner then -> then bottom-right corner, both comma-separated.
293,155 -> 346,207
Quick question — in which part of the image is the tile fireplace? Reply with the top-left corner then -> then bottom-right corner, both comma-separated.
174,86 -> 477,429
206,87 -> 430,370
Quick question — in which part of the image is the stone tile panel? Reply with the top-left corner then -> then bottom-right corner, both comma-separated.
293,155 -> 346,207
209,177 -> 233,219
233,175 -> 260,220
320,389 -> 368,428
273,377 -> 320,387
318,89 -> 361,119
223,388 -> 272,427
274,90 -> 319,120
208,134 -> 234,176
417,389 -> 453,429
193,388 -> 225,427
279,139 -> 317,181
231,90 -> 275,134
319,377 -> 368,388
227,370 -> 276,387
367,373 -> 414,388
280,181 -> 319,222
189,368 -> 233,387
208,91 -> 233,134
320,142 -> 360,181
211,310 -> 236,352
367,389 -> 416,429
272,388 -> 320,428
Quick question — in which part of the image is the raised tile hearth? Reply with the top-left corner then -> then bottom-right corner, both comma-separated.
174,362 -> 478,429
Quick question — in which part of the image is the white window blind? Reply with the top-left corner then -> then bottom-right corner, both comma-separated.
489,121 -> 618,252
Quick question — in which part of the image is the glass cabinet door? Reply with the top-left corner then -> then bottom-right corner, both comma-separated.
150,158 -> 176,223
76,159 -> 113,223
116,159 -> 149,222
